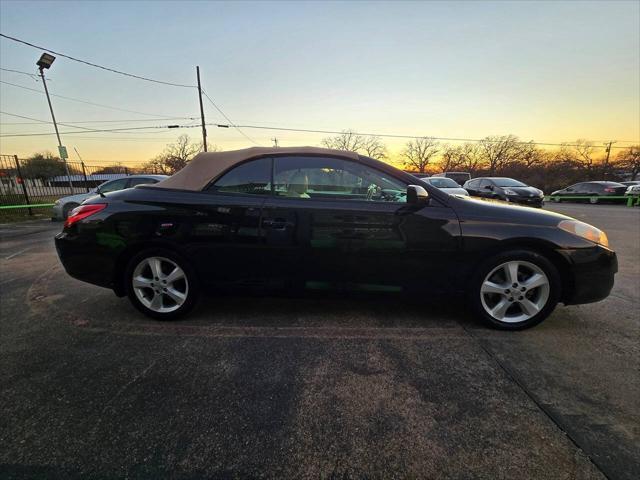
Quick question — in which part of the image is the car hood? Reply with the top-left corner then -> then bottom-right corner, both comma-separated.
502,186 -> 543,196
449,195 -> 569,226
440,187 -> 469,196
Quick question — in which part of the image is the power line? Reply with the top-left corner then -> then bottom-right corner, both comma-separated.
0,117 -> 194,125
219,124 -> 636,149
0,67 -> 39,80
2,107 -> 636,149
0,79 -> 196,119
0,33 -> 196,88
0,111 -> 188,137
201,89 -> 260,146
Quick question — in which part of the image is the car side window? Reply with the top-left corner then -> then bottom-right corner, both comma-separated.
208,158 -> 272,195
479,179 -> 491,189
128,177 -> 158,187
273,156 -> 407,202
99,178 -> 128,194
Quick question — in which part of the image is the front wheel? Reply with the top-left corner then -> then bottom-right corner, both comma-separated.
125,249 -> 199,320
470,250 -> 561,330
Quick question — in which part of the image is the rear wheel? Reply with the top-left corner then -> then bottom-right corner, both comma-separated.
125,249 -> 198,320
470,250 -> 560,330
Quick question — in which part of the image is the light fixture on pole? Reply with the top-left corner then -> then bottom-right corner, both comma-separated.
37,52 -> 74,191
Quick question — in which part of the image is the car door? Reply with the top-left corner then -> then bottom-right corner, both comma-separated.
573,183 -> 592,199
478,179 -> 494,198
260,155 -> 460,292
192,157 -> 271,285
98,178 -> 129,194
466,179 -> 481,196
560,184 -> 577,197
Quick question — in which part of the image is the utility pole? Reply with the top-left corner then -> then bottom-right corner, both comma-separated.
196,66 -> 207,152
603,141 -> 617,179
272,137 -> 279,148
37,53 -> 74,191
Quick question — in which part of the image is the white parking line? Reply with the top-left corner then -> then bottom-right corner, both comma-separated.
4,247 -> 33,260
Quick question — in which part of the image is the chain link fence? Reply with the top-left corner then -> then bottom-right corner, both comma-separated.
0,154 -> 139,219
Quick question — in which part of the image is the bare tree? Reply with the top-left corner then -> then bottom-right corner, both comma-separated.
361,135 -> 387,160
456,143 -> 483,173
143,135 -> 215,174
438,144 -> 464,172
401,137 -> 440,173
478,135 -> 521,175
321,130 -> 365,153
516,141 -> 545,168
616,145 -> 640,180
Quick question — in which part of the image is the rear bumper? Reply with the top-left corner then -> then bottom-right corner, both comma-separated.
562,246 -> 617,305
55,231 -> 118,290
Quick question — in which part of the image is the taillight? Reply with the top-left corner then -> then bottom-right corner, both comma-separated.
64,204 -> 107,228
604,188 -> 615,192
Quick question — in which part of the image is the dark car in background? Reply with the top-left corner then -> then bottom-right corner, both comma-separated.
55,147 -> 616,330
550,181 -> 628,204
432,172 -> 471,186
464,177 -> 544,207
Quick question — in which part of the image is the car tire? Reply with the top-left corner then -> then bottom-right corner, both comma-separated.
589,197 -> 599,204
125,248 -> 199,320
63,202 -> 79,219
469,249 -> 561,330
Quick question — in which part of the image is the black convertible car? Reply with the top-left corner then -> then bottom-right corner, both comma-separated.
55,147 -> 616,330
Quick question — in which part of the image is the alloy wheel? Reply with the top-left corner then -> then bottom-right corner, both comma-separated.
480,260 -> 550,323
132,256 -> 189,313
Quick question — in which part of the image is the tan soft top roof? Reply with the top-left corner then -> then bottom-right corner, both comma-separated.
151,146 -> 360,191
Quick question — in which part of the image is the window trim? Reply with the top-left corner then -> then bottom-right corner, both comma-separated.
202,154 -> 411,204
270,155 -> 409,205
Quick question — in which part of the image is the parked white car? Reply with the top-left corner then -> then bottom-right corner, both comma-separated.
422,177 -> 469,196
52,175 -> 167,220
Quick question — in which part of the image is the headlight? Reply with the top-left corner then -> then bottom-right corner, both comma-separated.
54,199 -> 60,205
503,189 -> 517,195
558,219 -> 609,248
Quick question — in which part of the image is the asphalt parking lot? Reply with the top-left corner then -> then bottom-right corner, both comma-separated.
1,203 -> 638,479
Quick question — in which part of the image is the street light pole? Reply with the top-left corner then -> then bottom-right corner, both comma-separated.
37,53 -> 74,192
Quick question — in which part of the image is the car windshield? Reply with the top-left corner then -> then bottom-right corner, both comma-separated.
493,178 -> 527,187
429,178 -> 459,188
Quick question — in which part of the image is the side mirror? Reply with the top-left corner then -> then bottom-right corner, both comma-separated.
407,185 -> 429,205
484,185 -> 493,190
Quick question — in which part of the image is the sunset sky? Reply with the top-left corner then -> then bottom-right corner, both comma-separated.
0,0 -> 638,165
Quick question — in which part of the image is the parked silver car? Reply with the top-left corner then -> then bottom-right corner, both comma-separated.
422,176 -> 469,196
52,174 -> 167,220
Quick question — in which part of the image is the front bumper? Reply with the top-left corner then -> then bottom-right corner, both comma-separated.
506,196 -> 544,207
561,246 -> 617,305
51,203 -> 64,221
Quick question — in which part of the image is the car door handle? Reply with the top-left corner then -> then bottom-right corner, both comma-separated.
262,218 -> 289,230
